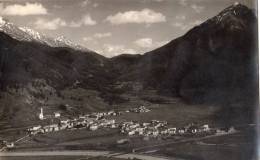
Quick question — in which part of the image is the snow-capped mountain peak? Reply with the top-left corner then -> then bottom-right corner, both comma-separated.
0,17 -> 6,27
0,17 -> 12,27
0,17 -> 91,52
55,35 -> 74,46
19,27 -> 42,41
55,36 -> 68,42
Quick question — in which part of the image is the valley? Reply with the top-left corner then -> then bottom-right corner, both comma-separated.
0,3 -> 258,160
0,92 -> 256,160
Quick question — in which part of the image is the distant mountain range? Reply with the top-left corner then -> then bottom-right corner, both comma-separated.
0,3 -> 257,126
0,17 -> 91,52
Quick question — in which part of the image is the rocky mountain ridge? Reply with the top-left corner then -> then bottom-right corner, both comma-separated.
0,17 -> 90,52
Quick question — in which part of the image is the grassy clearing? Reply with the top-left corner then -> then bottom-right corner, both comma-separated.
158,131 -> 256,160
0,156 -> 86,160
0,156 -> 127,160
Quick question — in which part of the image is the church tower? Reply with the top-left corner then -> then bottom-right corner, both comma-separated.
39,107 -> 44,120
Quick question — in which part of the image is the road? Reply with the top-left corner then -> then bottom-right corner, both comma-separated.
0,150 -> 173,160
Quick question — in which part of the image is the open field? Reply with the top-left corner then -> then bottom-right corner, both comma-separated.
0,156 -> 129,160
1,129 -> 255,160
155,131 -> 256,160
0,156 -> 86,160
0,150 -> 170,160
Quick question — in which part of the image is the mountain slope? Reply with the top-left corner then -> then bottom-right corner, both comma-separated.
0,31 -> 110,90
112,3 -> 257,97
111,4 -> 258,124
0,30 -> 114,127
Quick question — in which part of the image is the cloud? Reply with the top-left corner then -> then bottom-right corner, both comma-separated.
172,22 -> 188,30
93,3 -> 99,8
81,15 -> 97,25
99,40 -> 169,57
155,40 -> 170,47
69,15 -> 97,27
101,44 -> 136,57
69,21 -> 81,28
105,8 -> 166,25
153,0 -> 164,2
83,37 -> 93,41
134,38 -> 169,49
141,0 -> 164,3
53,5 -> 62,9
190,4 -> 205,13
83,32 -> 111,43
172,20 -> 203,30
81,0 -> 90,7
190,20 -> 203,26
134,38 -> 153,48
0,2 -> 47,16
175,15 -> 186,20
178,0 -> 188,6
34,18 -> 67,30
81,0 -> 98,8
94,32 -> 112,38
177,1 -> 205,13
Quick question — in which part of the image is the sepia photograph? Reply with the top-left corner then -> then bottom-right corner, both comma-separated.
0,0 -> 258,160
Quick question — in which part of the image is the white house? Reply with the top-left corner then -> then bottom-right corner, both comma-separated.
228,127 -> 237,133
178,129 -> 185,134
89,125 -> 98,131
128,130 -> 135,136
202,124 -> 210,132
29,125 -> 41,131
152,131 -> 159,137
54,112 -> 61,118
168,128 -> 177,135
43,124 -> 59,133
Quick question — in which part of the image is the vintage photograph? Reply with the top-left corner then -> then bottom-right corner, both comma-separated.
0,0 -> 258,160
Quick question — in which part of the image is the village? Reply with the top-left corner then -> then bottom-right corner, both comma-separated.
27,105 -> 150,135
0,104 -> 239,151
120,120 -> 211,137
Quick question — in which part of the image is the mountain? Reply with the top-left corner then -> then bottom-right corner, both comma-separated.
0,17 -> 90,52
0,21 -> 115,126
112,3 -> 257,97
0,3 -> 257,126
111,4 -> 258,124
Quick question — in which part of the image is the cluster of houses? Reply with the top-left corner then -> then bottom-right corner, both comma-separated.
84,110 -> 122,119
30,106 -> 152,136
120,120 -> 211,137
120,120 -> 167,137
29,106 -> 214,139
125,106 -> 151,113
30,105 -> 213,138
28,118 -> 118,135
39,107 -> 123,122
28,111 -> 121,135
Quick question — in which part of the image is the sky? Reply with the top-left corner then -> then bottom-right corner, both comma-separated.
0,0 -> 256,57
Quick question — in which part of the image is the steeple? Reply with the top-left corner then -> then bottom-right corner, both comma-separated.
39,107 -> 44,120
